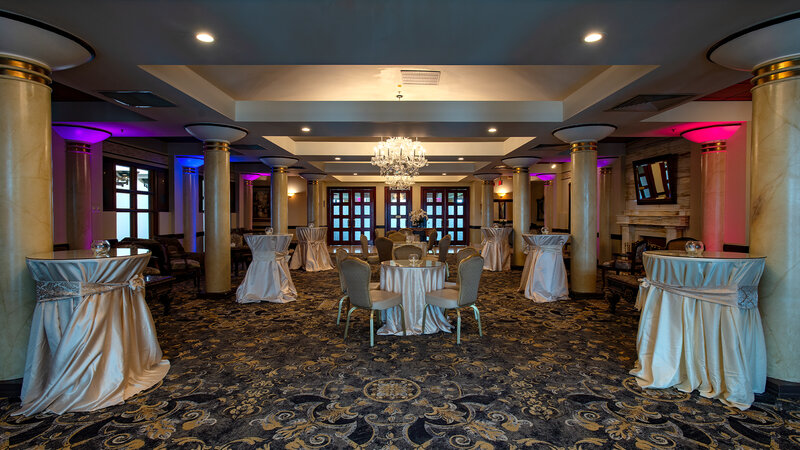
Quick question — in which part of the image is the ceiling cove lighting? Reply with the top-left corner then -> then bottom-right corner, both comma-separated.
196,32 -> 214,43
584,32 -> 603,43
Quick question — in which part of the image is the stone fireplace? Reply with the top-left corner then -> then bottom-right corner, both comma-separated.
617,210 -> 690,250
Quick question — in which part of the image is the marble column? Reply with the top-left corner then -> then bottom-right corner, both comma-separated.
301,173 -> 327,225
52,125 -> 111,250
474,173 -> 499,228
502,158 -> 539,267
260,157 -> 299,235
177,156 -> 203,252
240,173 -> 262,230
543,180 -> 555,230
553,124 -> 616,295
0,13 -> 93,381
598,167 -> 613,262
185,124 -> 248,295
709,16 -> 800,383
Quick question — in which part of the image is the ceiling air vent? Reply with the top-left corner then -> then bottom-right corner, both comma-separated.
99,90 -> 176,108
608,94 -> 693,112
401,70 -> 441,85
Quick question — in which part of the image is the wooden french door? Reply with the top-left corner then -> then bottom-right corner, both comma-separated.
327,187 -> 376,244
421,187 -> 470,245
384,187 -> 412,232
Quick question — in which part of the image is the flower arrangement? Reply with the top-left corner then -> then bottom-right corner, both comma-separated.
409,209 -> 428,227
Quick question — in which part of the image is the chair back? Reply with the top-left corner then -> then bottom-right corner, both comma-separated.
437,234 -> 452,262
360,234 -> 370,256
457,255 -> 483,306
387,231 -> 406,242
455,247 -> 479,264
393,244 -> 424,260
339,257 -> 373,308
156,236 -> 187,257
426,228 -> 438,251
335,248 -> 349,293
398,228 -> 413,235
375,237 -> 394,262
666,237 -> 697,250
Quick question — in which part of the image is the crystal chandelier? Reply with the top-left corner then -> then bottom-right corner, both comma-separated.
371,137 -> 428,188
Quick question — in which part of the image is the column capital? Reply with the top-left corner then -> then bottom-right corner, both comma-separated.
599,167 -> 612,175
184,123 -> 248,144
474,173 -> 500,184
260,156 -> 299,170
300,173 -> 327,183
552,123 -> 616,145
707,13 -> 800,75
501,157 -> 540,171
183,167 -> 198,175
53,124 -> 111,145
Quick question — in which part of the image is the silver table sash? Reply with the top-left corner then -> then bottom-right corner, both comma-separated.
16,249 -> 169,416
237,234 -> 297,303
630,250 -> 767,410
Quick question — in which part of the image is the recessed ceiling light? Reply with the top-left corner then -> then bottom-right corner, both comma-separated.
353,172 -> 358,176
488,127 -> 497,133
458,157 -> 464,161
442,172 -> 447,176
551,163 -> 557,169
334,157 -> 341,161
196,32 -> 215,43
584,32 -> 603,43
301,127 -> 311,132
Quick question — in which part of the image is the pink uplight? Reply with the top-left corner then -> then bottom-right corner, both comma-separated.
681,124 -> 742,143
52,124 -> 111,144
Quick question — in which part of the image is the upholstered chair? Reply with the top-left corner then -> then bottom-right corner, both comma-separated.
393,244 -> 424,261
426,234 -> 451,263
335,248 -> 378,324
398,227 -> 413,235
387,231 -> 406,242
339,257 -> 406,346
666,237 -> 698,250
375,236 -> 394,262
360,235 -> 379,263
444,247 -> 480,288
422,254 -> 484,344
426,228 -> 438,252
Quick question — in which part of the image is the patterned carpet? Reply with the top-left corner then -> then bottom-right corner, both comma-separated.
2,259 -> 799,449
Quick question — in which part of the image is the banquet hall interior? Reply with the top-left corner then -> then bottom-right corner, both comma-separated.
1,1 -> 799,448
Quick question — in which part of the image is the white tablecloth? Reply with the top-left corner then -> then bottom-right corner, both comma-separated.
377,260 -> 452,335
519,233 -> 570,302
630,250 -> 767,410
481,228 -> 512,271
237,234 -> 297,303
290,227 -> 333,271
392,241 -> 428,258
16,249 -> 170,415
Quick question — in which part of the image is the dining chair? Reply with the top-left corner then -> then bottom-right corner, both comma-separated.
398,227 -> 413,235
360,235 -> 379,263
666,237 -> 698,250
422,254 -> 484,344
426,234 -> 451,263
426,228 -> 438,252
387,231 -> 406,242
393,244 -> 424,261
335,248 -> 379,324
375,236 -> 394,262
444,247 -> 480,288
340,257 -> 407,347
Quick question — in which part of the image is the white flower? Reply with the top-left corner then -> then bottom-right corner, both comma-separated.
409,209 -> 428,223
129,274 -> 145,290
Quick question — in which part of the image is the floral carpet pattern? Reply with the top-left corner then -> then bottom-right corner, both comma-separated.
2,259 -> 799,449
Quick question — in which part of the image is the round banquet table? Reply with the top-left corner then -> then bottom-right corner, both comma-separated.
630,250 -> 767,410
377,260 -> 452,336
481,227 -> 512,271
290,226 -> 333,271
237,234 -> 297,303
518,233 -> 570,302
16,248 -> 170,416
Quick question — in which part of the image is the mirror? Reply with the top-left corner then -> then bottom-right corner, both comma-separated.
633,154 -> 677,205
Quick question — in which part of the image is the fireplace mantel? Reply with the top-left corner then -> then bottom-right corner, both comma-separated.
616,210 -> 690,249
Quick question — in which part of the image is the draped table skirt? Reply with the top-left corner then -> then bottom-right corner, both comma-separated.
518,233 -> 570,302
290,227 -> 333,271
237,234 -> 297,303
630,250 -> 767,410
16,249 -> 170,416
481,228 -> 512,271
377,260 -> 452,336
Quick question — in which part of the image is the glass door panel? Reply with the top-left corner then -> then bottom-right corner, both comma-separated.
328,187 -> 376,244
421,187 -> 470,245
384,187 -> 411,232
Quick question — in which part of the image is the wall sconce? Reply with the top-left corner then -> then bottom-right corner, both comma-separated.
288,191 -> 296,198
498,191 -> 507,198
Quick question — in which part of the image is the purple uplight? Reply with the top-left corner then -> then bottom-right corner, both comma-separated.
241,173 -> 263,181
53,124 -> 111,144
176,155 -> 204,168
531,173 -> 556,181
597,158 -> 615,169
